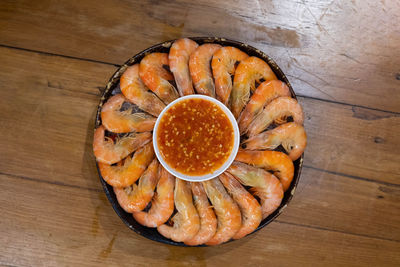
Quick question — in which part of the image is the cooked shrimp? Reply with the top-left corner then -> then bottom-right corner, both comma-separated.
211,47 -> 248,105
114,158 -> 160,213
235,150 -> 294,191
157,179 -> 200,242
231,57 -> 277,118
93,125 -> 152,164
243,122 -> 307,161
238,80 -> 291,134
120,64 -> 165,117
132,166 -> 175,227
227,162 -> 283,219
169,38 -> 198,96
246,96 -> 304,137
139,52 -> 179,104
219,173 -> 262,239
101,94 -> 156,133
184,182 -> 217,246
98,142 -> 154,188
189,44 -> 222,97
203,178 -> 241,245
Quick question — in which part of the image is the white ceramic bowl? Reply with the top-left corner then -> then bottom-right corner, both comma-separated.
153,95 -> 240,182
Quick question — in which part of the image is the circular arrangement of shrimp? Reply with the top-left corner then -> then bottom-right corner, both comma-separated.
93,38 -> 307,246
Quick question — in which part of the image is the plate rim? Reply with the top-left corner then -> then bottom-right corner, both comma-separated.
94,37 -> 304,247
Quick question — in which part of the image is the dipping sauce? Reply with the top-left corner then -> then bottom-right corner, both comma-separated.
157,98 -> 234,176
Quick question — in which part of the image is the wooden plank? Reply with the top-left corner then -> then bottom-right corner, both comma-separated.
300,96 -> 400,185
1,174 -> 399,266
1,0 -> 399,112
0,45 -> 398,188
278,167 -> 400,242
0,46 -> 115,189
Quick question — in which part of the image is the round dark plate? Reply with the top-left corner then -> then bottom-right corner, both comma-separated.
95,37 -> 304,246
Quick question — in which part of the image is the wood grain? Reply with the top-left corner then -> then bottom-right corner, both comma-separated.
279,167 -> 400,242
0,42 -> 399,250
0,46 -> 114,190
0,0 -> 399,112
1,0 -> 400,265
300,97 -> 400,185
0,46 -> 399,187
1,174 -> 399,267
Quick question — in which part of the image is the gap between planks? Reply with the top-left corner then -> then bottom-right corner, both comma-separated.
0,171 -> 102,193
274,221 -> 400,243
302,166 -> 400,188
0,43 -> 119,67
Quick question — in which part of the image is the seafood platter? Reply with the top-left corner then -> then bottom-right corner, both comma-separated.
93,37 -> 306,246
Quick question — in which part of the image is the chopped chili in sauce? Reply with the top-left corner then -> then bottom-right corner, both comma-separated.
157,98 -> 234,176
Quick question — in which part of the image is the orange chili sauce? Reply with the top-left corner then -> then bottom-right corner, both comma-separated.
157,98 -> 234,176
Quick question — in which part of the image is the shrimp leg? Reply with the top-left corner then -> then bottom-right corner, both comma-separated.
169,38 -> 199,96
231,57 -> 277,118
114,159 -> 160,212
227,162 -> 283,219
219,173 -> 262,239
203,178 -> 241,245
211,46 -> 248,105
243,122 -> 307,161
98,142 -> 154,188
139,52 -> 179,104
93,125 -> 152,164
157,179 -> 200,242
132,166 -> 175,227
247,96 -> 304,137
235,150 -> 294,191
238,80 -> 290,134
120,64 -> 166,117
101,94 -> 156,133
189,44 -> 222,97
184,182 -> 217,246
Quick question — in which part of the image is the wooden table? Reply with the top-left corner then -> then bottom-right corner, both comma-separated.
1,0 -> 399,266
